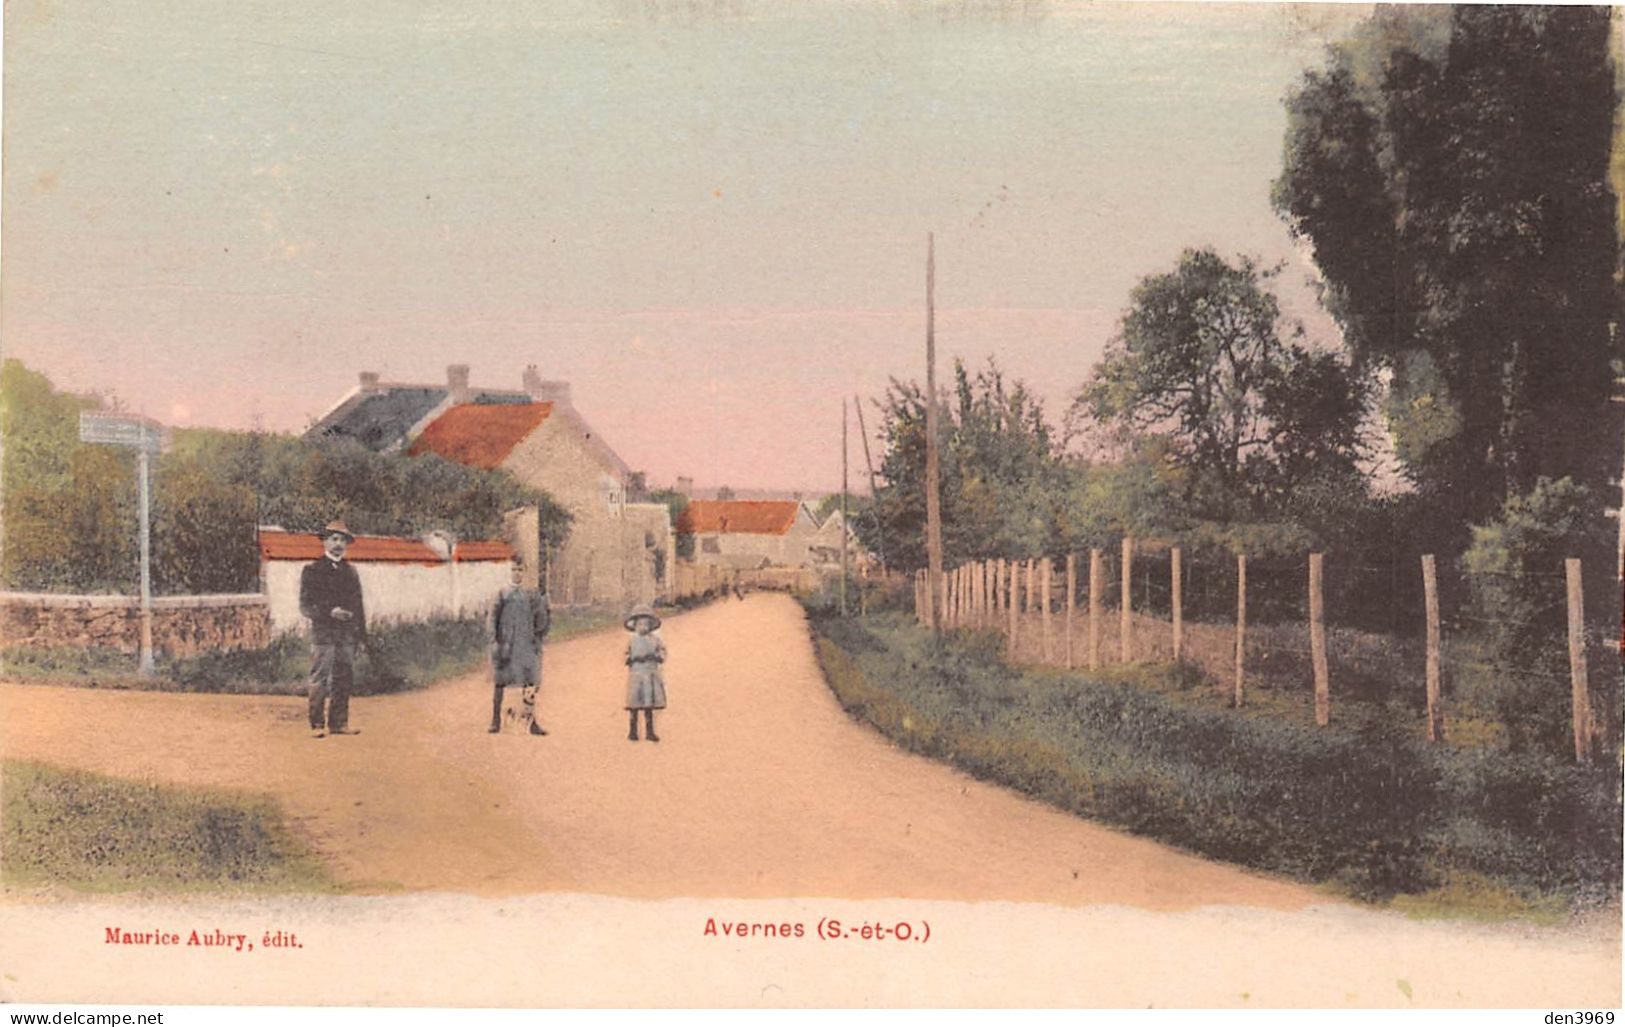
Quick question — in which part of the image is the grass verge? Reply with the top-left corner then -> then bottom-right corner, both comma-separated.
807,608 -> 1621,920
2,760 -> 333,894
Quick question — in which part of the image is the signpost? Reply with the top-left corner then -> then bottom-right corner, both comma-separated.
78,413 -> 167,675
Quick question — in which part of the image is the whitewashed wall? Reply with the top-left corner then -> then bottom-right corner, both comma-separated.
264,559 -> 513,636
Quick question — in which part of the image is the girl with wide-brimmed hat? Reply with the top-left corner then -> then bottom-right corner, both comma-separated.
623,604 -> 666,742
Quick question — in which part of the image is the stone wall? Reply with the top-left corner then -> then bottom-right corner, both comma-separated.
0,593 -> 271,656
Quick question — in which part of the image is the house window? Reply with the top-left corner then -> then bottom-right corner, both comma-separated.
701,537 -> 721,555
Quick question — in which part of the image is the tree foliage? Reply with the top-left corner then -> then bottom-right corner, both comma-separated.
859,360 -> 1068,570
1,361 -> 137,591
647,488 -> 693,559
1275,6 -> 1621,536
1075,249 -> 1368,520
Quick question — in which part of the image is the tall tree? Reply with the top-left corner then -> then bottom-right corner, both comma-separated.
859,359 -> 1066,570
1275,6 -> 1621,537
1074,249 -> 1368,520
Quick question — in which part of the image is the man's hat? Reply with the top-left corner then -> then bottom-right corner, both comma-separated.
321,520 -> 356,542
624,604 -> 661,631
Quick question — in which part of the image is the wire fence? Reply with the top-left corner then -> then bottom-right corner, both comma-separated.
907,539 -> 1620,762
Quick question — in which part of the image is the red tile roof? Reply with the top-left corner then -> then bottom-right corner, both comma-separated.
407,402 -> 553,470
676,500 -> 800,536
453,540 -> 516,563
258,529 -> 443,565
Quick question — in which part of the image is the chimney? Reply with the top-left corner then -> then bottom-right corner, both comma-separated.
522,365 -> 543,398
358,371 -> 381,394
447,364 -> 471,405
676,476 -> 694,497
528,379 -> 572,406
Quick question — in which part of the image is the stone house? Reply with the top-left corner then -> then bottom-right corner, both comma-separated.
306,365 -> 673,606
675,499 -> 824,570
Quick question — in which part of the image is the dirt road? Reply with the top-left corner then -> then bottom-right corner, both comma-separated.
4,593 -> 1322,908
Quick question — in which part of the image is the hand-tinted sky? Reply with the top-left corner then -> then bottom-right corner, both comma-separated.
3,0 -> 1369,492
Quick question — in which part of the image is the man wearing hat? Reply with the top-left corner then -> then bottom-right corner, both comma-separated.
300,520 -> 366,738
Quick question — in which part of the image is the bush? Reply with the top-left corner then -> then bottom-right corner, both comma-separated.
1459,477 -> 1618,756
152,465 -> 260,594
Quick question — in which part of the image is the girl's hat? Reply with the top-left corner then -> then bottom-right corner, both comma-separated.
624,604 -> 661,631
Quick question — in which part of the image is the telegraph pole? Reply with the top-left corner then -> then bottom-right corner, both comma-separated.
924,233 -> 945,636
853,393 -> 887,574
840,398 -> 849,616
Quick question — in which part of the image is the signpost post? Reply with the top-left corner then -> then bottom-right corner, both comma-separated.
78,413 -> 167,675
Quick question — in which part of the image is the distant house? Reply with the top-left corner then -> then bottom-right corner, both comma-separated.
305,365 -> 673,606
257,527 -> 514,634
676,499 -> 823,570
806,507 -> 864,570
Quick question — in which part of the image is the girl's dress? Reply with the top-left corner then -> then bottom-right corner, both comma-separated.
624,632 -> 667,710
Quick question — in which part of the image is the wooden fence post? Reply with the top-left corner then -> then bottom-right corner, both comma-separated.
1171,546 -> 1183,663
1008,559 -> 1019,654
1065,552 -> 1077,669
1422,554 -> 1444,742
1566,558 -> 1592,763
967,562 -> 976,627
949,562 -> 962,627
983,559 -> 992,627
956,564 -> 965,629
976,560 -> 986,627
969,562 -> 976,626
1088,548 -> 1102,670
1310,552 -> 1329,727
1041,557 -> 1054,662
993,560 -> 1003,634
1234,552 -> 1246,707
1120,536 -> 1134,663
956,563 -> 964,628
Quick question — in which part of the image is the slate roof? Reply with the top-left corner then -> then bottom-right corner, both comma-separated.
676,500 -> 801,536
306,385 -> 533,452
308,388 -> 446,450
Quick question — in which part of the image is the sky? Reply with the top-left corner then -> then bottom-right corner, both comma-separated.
2,0 -> 1371,493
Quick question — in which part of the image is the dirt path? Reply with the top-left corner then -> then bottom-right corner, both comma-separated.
3,593 -> 1367,908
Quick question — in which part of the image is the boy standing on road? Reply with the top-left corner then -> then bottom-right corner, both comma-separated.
300,520 -> 366,739
490,560 -> 550,735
